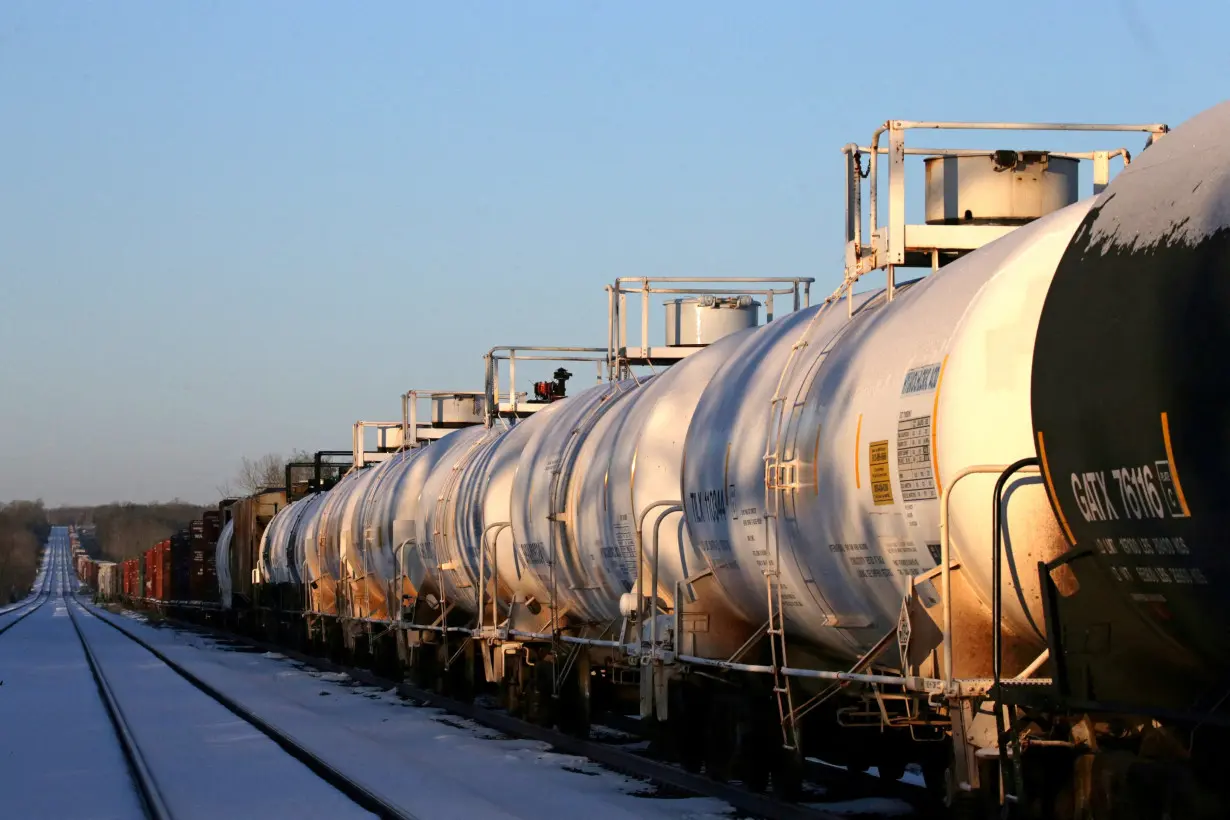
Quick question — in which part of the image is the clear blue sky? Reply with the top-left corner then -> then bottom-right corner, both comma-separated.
0,1 -> 1223,505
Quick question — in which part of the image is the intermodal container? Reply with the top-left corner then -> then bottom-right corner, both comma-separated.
169,529 -> 191,604
150,541 -> 171,602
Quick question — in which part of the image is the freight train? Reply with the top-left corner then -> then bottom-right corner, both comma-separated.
78,101 -> 1230,819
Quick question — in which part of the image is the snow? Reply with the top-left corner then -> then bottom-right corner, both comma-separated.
71,600 -> 377,819
1081,101 -> 1230,253
78,606 -> 741,820
807,796 -> 915,816
7,530 -> 919,818
0,533 -> 146,819
806,758 -> 926,789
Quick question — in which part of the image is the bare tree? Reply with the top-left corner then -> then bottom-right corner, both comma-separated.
231,450 -> 312,495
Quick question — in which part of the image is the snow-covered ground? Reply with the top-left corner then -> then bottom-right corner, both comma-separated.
1,531 -> 916,819
0,532 -> 146,819
79,603 -> 740,820
72,601 -> 378,819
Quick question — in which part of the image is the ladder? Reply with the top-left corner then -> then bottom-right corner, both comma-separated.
766,569 -> 799,750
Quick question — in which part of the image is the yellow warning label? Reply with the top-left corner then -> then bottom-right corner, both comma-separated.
870,440 -> 894,506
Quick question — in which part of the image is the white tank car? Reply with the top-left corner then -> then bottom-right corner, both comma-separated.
682,200 -> 1091,676
258,494 -> 313,585
347,452 -> 409,620
292,492 -> 328,595
563,329 -> 755,638
429,423 -> 521,615
216,519 -> 234,610
455,400 -> 571,633
333,466 -> 382,619
308,468 -> 364,616
682,298 -> 873,645
365,426 -> 501,618
507,380 -> 645,626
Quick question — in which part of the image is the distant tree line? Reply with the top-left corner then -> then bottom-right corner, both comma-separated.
50,502 -> 206,562
0,501 -> 52,603
0,452 -> 312,582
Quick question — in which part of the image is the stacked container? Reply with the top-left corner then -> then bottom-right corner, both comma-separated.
170,529 -> 192,603
96,562 -> 118,601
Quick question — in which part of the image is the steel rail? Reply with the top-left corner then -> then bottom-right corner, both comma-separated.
66,593 -> 173,820
78,600 -> 417,820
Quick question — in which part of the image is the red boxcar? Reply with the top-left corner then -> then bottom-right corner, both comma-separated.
124,558 -> 138,599
147,542 -> 171,602
144,548 -> 154,600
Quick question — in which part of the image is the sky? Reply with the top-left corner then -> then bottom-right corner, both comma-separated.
0,1 -> 1225,506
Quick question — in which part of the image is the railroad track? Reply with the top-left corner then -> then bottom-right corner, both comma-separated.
0,551 -> 56,637
66,595 -> 419,820
140,616 -> 932,820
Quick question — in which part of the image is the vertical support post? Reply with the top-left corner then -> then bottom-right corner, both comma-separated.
353,422 -> 365,469
888,123 -> 906,267
618,291 -> 627,351
1093,150 -> 1110,195
606,285 -> 616,381
509,351 -> 517,415
409,394 -> 419,449
640,278 -> 650,355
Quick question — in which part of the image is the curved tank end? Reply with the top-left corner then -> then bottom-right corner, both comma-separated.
1031,99 -> 1230,710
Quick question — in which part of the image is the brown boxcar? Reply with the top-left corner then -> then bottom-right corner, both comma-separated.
223,490 -> 286,609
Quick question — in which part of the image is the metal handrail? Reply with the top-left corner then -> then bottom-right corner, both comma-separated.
482,346 -> 609,425
607,277 -> 814,378
841,118 -> 1169,302
938,463 -> 1041,683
